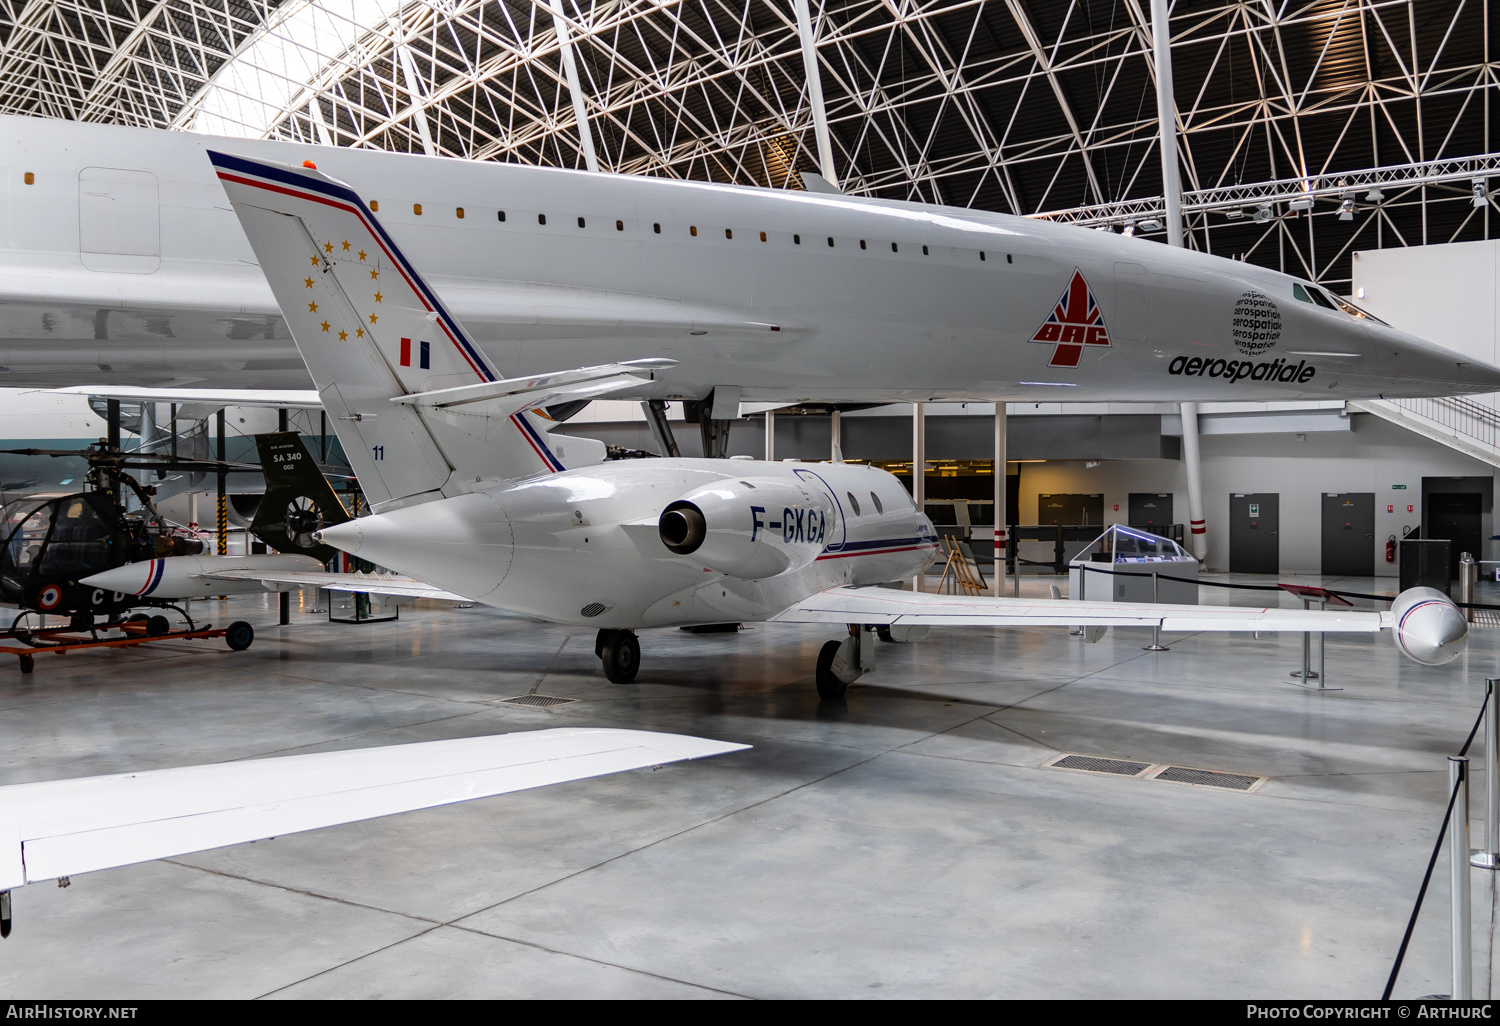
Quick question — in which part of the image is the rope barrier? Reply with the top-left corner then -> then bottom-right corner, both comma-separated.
1382,680 -> 1492,999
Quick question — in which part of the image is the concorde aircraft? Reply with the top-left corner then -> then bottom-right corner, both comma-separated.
0,116 -> 1493,409
207,152 -> 1470,692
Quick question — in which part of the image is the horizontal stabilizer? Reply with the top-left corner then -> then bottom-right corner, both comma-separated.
50,385 -> 323,409
394,359 -> 676,422
772,587 -> 1388,633
0,728 -> 749,891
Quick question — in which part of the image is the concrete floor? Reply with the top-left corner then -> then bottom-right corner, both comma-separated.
0,573 -> 1496,999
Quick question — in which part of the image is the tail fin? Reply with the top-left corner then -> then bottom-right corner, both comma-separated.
208,151 -> 580,507
251,431 -> 350,563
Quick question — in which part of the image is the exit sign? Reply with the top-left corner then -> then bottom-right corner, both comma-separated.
1392,484 -> 1407,490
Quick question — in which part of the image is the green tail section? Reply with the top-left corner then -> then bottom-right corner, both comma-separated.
251,432 -> 352,563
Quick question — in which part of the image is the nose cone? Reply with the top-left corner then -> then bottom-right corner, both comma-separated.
1368,324 -> 1500,398
1392,587 -> 1469,665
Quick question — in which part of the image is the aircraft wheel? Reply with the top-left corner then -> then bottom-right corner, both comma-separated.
18,654 -> 33,675
146,615 -> 171,637
815,640 -> 847,700
595,628 -> 612,658
876,625 -> 895,643
601,630 -> 640,684
225,621 -> 254,651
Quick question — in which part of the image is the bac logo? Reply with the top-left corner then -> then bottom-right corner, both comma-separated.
1030,268 -> 1110,368
399,337 -> 430,369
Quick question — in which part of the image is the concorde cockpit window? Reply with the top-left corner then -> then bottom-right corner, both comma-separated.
1301,283 -> 1337,309
1293,283 -> 1314,304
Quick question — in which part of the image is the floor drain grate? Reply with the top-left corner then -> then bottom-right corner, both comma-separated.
497,694 -> 578,708
1153,766 -> 1261,791
1050,755 -> 1151,776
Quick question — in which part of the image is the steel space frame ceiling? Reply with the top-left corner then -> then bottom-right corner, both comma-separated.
0,0 -> 1493,288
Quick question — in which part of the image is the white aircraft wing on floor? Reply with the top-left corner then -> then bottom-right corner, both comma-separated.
0,727 -> 749,924
49,385 -> 324,409
770,586 -> 1390,633
199,568 -> 469,602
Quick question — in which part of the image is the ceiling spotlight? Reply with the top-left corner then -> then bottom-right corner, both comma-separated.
1288,194 -> 1314,212
1224,209 -> 1246,219
1365,187 -> 1385,202
1474,178 -> 1488,208
1338,196 -> 1355,221
1137,218 -> 1162,231
1254,203 -> 1273,222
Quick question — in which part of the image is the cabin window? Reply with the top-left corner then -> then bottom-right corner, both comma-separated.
690,226 -> 698,237
653,222 -> 661,233
827,237 -> 834,247
577,216 -> 586,228
980,251 -> 986,261
456,207 -> 465,219
538,213 -> 547,225
922,245 -> 929,255
413,203 -> 423,215
760,232 -> 767,242
794,234 -> 801,245
870,492 -> 884,514
23,172 -> 33,185
847,492 -> 861,516
725,228 -> 733,239
616,220 -> 624,231
859,239 -> 867,250
1006,253 -> 1013,263
497,210 -> 506,222
369,200 -> 378,211
891,242 -> 898,253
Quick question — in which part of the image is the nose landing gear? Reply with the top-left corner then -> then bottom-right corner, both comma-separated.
596,628 -> 640,684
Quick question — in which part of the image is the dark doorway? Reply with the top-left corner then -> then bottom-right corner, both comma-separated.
1427,492 -> 1483,580
1320,493 -> 1375,577
1129,493 -> 1173,527
1038,493 -> 1104,526
1230,493 -> 1279,574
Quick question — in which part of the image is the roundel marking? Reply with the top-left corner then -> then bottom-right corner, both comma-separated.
37,584 -> 63,610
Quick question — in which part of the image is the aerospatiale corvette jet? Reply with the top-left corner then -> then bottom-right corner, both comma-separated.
204,152 -> 1471,693
0,116 -> 1493,408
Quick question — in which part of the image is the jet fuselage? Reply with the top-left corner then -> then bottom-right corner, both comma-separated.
0,117 -> 1491,401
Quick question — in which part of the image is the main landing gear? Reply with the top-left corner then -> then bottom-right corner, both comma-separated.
596,629 -> 640,684
814,623 -> 929,699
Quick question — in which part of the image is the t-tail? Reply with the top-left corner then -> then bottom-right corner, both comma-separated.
208,150 -> 593,510
250,431 -> 351,563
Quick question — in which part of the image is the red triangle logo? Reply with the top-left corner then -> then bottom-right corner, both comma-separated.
1029,269 -> 1110,368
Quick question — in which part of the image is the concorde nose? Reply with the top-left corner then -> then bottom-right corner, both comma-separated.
1371,324 -> 1500,398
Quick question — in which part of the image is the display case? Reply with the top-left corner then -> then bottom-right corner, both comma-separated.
1067,525 -> 1199,605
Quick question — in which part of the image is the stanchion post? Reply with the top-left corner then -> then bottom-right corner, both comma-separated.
1473,681 -> 1500,870
1144,569 -> 1169,651
1450,755 -> 1473,1000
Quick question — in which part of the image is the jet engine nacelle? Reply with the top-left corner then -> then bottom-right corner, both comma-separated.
1391,587 -> 1469,665
659,477 -> 830,580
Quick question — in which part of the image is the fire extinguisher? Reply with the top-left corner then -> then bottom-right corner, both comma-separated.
1386,535 -> 1397,563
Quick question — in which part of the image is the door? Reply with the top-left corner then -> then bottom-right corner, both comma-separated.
1427,492 -> 1483,580
1129,493 -> 1173,527
1230,493 -> 1279,574
1039,493 -> 1104,525
1321,493 -> 1375,577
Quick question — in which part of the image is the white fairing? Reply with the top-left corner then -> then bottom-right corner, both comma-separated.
78,553 -> 324,599
1391,587 -> 1469,665
317,459 -> 939,628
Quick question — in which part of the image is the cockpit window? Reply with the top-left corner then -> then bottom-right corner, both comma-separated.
1328,292 -> 1389,325
1305,284 -> 1337,309
39,498 -> 110,577
1293,283 -> 1314,304
2,502 -> 52,575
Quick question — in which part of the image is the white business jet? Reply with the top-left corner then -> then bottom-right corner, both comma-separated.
206,153 -> 1469,693
0,116 -> 1493,408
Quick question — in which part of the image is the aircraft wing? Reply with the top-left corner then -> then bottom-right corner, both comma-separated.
769,586 -> 1390,633
0,728 -> 749,897
50,385 -> 323,409
199,568 -> 469,602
